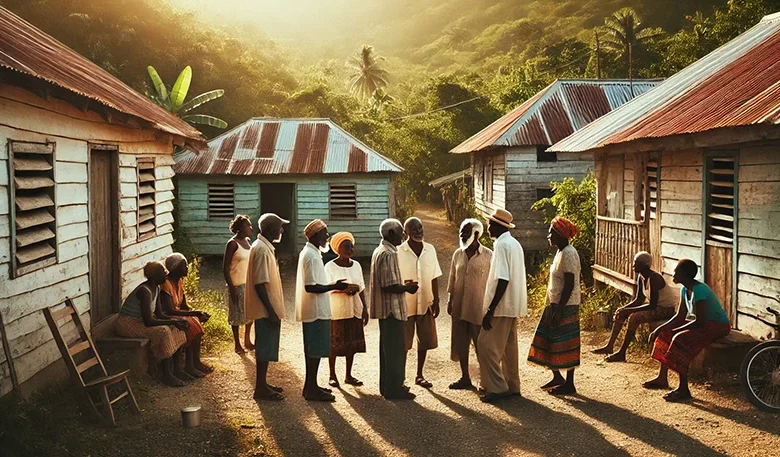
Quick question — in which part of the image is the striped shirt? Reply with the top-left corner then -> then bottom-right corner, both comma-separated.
369,240 -> 407,321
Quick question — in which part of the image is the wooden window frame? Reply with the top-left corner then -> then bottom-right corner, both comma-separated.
136,158 -> 157,241
207,183 -> 236,221
7,140 -> 58,278
483,155 -> 494,204
536,145 -> 557,162
703,151 -> 738,246
329,183 -> 358,220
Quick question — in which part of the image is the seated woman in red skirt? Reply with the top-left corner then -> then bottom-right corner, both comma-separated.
159,253 -> 213,378
645,258 -> 730,402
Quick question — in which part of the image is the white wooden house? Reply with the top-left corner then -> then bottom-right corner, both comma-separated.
548,12 -> 780,341
0,8 -> 205,397
450,79 -> 660,255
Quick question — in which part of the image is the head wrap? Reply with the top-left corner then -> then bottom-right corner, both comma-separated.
164,252 -> 187,273
304,219 -> 327,240
330,232 -> 355,253
551,216 -> 578,240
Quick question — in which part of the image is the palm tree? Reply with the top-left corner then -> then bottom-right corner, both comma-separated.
147,65 -> 227,129
345,45 -> 390,101
600,8 -> 664,77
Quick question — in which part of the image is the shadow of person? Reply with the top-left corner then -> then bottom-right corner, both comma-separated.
688,398 -> 780,435
564,395 -> 727,457
430,390 -> 633,457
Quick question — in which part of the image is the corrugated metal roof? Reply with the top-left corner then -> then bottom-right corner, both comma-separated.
0,7 -> 204,146
450,79 -> 660,154
549,12 -> 780,153
174,118 -> 403,175
429,168 -> 472,188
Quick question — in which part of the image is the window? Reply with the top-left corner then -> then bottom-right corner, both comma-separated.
536,145 -> 557,163
483,156 -> 494,203
706,155 -> 736,244
329,183 -> 357,219
137,158 -> 156,240
8,141 -> 57,277
207,183 -> 235,220
641,154 -> 659,220
536,187 -> 555,201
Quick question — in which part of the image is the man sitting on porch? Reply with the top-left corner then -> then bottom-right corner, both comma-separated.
593,252 -> 678,362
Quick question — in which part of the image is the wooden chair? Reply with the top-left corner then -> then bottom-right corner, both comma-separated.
43,298 -> 140,426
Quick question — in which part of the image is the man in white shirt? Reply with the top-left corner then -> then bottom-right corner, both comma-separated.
477,209 -> 527,403
296,219 -> 347,402
397,217 -> 442,389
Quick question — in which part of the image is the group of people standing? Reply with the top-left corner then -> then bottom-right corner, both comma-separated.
118,205 -> 730,406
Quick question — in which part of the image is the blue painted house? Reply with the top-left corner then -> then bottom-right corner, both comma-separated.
173,118 -> 403,256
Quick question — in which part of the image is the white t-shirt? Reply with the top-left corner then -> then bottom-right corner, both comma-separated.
295,243 -> 332,323
483,231 -> 527,318
397,241 -> 443,316
547,244 -> 581,306
324,259 -> 366,320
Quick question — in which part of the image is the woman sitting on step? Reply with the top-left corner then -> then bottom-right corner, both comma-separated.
645,258 -> 730,402
159,253 -> 213,378
115,261 -> 190,387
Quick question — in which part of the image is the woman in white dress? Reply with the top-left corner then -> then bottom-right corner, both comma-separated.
223,215 -> 254,354
325,232 -> 368,387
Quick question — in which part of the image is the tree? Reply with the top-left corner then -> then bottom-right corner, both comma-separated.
147,65 -> 227,129
345,45 -> 390,101
600,8 -> 664,78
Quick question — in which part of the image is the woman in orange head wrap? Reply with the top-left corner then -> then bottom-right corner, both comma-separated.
324,232 -> 368,387
527,216 -> 582,395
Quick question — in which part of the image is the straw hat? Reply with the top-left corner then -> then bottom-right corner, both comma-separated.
487,208 -> 515,229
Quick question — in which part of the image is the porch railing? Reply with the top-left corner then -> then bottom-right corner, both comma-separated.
595,216 -> 649,280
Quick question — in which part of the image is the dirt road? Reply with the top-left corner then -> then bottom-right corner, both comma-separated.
166,205 -> 780,457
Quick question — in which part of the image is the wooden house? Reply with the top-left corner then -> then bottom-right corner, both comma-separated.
0,8 -> 205,397
450,79 -> 660,255
548,12 -> 780,340
173,118 -> 403,257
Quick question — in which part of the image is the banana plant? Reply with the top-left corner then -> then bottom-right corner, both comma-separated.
147,65 -> 228,129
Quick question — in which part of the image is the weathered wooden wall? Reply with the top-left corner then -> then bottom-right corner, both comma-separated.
176,174 -> 393,257
735,144 -> 780,340
0,83 -> 176,397
473,147 -> 592,251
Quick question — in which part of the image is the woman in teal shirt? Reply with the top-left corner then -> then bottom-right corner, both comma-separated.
645,258 -> 730,402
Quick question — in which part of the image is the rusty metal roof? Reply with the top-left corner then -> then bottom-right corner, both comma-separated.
450,79 -> 660,154
0,7 -> 205,147
549,12 -> 780,153
174,118 -> 403,175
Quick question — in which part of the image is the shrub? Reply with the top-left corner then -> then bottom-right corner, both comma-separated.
182,256 -> 232,354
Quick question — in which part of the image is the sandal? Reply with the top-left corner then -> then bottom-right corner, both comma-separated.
344,377 -> 363,386
663,390 -> 692,403
480,392 -> 511,403
268,385 -> 284,393
254,390 -> 285,401
304,389 -> 336,402
415,377 -> 433,389
604,353 -> 626,363
329,378 -> 340,388
448,378 -> 475,390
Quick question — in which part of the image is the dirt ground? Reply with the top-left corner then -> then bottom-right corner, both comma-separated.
18,205 -> 778,457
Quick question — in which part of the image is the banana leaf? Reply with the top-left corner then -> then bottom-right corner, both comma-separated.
182,114 -> 227,129
170,66 -> 192,111
178,89 -> 224,114
146,65 -> 168,100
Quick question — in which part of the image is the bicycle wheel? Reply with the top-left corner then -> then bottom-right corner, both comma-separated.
740,340 -> 780,413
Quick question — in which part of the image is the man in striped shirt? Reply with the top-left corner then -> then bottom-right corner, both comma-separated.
370,218 -> 419,400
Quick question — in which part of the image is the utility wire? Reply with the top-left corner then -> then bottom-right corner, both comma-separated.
387,48 -> 594,122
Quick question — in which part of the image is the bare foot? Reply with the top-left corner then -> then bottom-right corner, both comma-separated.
162,375 -> 185,387
245,341 -> 256,350
550,383 -> 577,395
605,352 -> 626,363
592,345 -> 613,355
235,346 -> 246,354
195,363 -> 214,374
541,377 -> 566,390
175,369 -> 194,381
185,366 -> 206,378
642,378 -> 670,390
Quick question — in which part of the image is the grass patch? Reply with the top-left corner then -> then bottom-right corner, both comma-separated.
183,256 -> 233,355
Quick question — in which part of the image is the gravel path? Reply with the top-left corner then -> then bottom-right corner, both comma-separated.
190,205 -> 780,457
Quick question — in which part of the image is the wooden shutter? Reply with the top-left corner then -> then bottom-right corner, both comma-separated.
208,183 -> 235,220
329,183 -> 357,219
484,156 -> 494,203
137,158 -> 156,240
641,154 -> 659,220
706,156 -> 736,244
8,141 -> 57,277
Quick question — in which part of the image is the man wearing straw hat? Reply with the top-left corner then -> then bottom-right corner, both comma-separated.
296,219 -> 348,402
477,208 -> 527,404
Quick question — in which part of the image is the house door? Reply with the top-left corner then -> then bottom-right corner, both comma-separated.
89,148 -> 119,325
260,183 -> 295,253
703,153 -> 737,326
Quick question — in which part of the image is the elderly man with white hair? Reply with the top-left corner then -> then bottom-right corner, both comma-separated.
370,218 -> 419,400
593,251 -> 679,362
446,218 -> 493,390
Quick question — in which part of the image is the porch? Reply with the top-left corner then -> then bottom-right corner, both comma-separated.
593,216 -> 649,294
